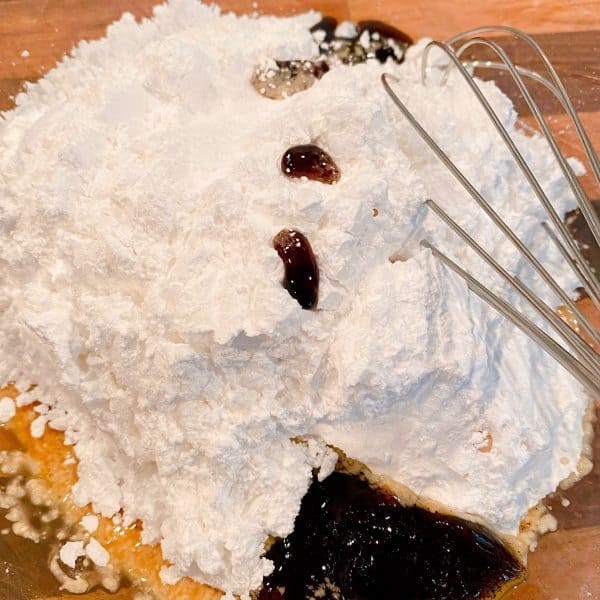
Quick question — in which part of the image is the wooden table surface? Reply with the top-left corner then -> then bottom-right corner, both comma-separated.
0,1 -> 599,599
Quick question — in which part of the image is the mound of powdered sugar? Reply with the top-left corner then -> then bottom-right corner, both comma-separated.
0,0 -> 590,597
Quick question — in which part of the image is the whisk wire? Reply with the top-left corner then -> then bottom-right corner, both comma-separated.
446,37 -> 600,307
453,27 -> 600,176
426,199 -> 600,374
420,40 -> 600,313
422,240 -> 600,396
439,37 -> 600,309
541,221 -> 600,296
382,27 -> 600,394
381,70 -> 600,347
447,26 -> 600,244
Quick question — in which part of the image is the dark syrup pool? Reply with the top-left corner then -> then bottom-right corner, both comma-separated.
259,471 -> 522,600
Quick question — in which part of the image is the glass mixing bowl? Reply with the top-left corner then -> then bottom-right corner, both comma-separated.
0,2 -> 598,599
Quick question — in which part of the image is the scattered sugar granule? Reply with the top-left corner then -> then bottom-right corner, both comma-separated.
59,540 -> 86,568
318,449 -> 339,481
358,29 -> 371,49
15,389 -> 38,407
561,497 -> 571,507
335,21 -> 357,38
0,398 -> 16,423
86,537 -> 110,567
20,50 -> 30,58
30,415 -> 48,438
538,512 -> 558,534
81,515 -> 99,533
33,403 -> 49,414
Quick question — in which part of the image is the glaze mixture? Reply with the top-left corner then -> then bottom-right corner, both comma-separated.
0,1 -> 590,597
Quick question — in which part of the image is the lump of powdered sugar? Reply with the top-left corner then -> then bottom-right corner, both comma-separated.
59,541 -> 86,569
0,398 -> 16,423
86,537 -> 110,567
0,0 -> 589,597
81,514 -> 99,533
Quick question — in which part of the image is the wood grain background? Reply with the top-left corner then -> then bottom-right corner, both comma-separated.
0,1 -> 599,599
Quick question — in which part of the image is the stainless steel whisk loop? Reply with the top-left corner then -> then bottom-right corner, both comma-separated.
381,26 -> 600,396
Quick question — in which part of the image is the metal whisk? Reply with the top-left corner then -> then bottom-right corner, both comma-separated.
381,26 -> 600,396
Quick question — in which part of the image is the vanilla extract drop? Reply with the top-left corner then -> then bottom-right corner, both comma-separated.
281,144 -> 340,184
273,229 -> 319,309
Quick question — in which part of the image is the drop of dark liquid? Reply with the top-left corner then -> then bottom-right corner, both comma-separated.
253,18 -> 413,100
273,229 -> 319,310
281,144 -> 340,185
259,471 -> 523,600
308,17 -> 413,66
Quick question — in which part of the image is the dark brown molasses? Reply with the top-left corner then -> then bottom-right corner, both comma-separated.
259,471 -> 522,599
273,229 -> 319,309
281,144 -> 340,184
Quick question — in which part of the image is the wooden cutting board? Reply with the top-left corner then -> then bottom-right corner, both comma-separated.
0,1 -> 599,599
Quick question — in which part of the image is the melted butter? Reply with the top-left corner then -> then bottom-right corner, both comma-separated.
0,424 -> 124,597
0,386 -> 221,600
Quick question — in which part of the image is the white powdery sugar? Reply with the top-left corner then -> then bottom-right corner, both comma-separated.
81,514 -> 99,533
86,537 -> 110,567
0,398 -> 16,423
59,540 -> 86,569
30,415 -> 48,438
0,0 -> 589,597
